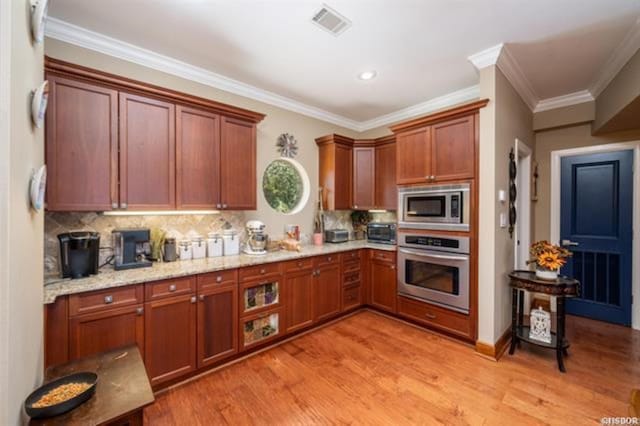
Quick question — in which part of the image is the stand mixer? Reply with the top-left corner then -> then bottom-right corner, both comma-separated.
244,220 -> 268,255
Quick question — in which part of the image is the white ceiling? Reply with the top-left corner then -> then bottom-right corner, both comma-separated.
48,0 -> 640,127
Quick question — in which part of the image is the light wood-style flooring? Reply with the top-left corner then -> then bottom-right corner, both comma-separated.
144,310 -> 640,425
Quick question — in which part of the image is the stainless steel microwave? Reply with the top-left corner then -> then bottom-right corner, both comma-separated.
398,183 -> 470,231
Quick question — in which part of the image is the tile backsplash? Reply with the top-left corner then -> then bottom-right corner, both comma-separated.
44,210 -> 396,277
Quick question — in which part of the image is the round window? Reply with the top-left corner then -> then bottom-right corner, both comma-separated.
262,158 -> 310,215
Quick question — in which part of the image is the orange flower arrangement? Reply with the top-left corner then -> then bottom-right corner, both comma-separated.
527,240 -> 572,271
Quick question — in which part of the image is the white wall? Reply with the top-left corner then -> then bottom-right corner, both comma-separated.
2,1 -> 45,424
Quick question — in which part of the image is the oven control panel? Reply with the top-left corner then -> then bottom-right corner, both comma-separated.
399,232 -> 469,254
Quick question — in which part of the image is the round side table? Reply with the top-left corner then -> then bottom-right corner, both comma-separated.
508,270 -> 579,372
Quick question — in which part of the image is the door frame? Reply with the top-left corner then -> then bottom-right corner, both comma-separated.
514,139 -> 532,270
550,141 -> 640,330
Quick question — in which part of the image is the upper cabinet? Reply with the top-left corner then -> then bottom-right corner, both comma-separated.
45,75 -> 118,211
391,100 -> 488,186
316,135 -> 397,211
119,93 -> 176,210
44,57 -> 265,212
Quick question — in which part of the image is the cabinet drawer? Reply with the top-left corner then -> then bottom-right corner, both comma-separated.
240,277 -> 281,317
240,308 -> 282,350
145,276 -> 196,301
397,296 -> 471,338
342,286 -> 361,311
343,270 -> 361,286
69,285 -> 143,317
314,253 -> 340,268
342,259 -> 361,274
198,269 -> 238,291
341,250 -> 361,264
370,250 -> 396,264
283,258 -> 314,273
239,263 -> 281,282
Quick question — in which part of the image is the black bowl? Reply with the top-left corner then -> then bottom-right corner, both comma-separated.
24,372 -> 98,419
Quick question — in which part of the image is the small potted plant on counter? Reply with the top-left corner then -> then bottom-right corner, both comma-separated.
527,240 -> 572,280
351,210 -> 372,240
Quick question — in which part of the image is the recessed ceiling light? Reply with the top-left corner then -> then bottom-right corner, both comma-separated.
358,71 -> 377,81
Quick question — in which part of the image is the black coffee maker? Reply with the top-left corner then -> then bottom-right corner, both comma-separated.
58,232 -> 101,279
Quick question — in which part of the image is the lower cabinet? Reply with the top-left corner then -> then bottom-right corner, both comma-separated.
240,308 -> 282,350
144,293 -> 197,386
314,263 -> 342,322
342,285 -> 362,311
284,267 -> 315,334
197,284 -> 238,367
69,304 -> 144,360
369,252 -> 397,313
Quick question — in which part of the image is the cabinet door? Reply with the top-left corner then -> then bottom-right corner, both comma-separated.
176,106 -> 221,209
69,305 -> 144,361
45,75 -> 118,211
333,144 -> 353,210
119,93 -> 175,210
197,285 -> 238,368
284,269 -> 314,334
314,264 -> 342,322
375,142 -> 397,210
353,147 -> 375,210
370,259 -> 397,313
220,117 -> 256,210
396,127 -> 431,185
145,294 -> 196,386
431,115 -> 475,182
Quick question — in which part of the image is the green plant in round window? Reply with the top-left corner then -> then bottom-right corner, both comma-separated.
262,158 -> 309,214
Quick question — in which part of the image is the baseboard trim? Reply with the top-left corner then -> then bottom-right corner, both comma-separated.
475,327 -> 511,361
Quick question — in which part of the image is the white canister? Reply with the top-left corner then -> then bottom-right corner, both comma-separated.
223,229 -> 239,256
207,232 -> 223,257
179,239 -> 192,261
192,236 -> 206,259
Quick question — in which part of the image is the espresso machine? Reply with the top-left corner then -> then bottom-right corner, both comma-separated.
58,232 -> 100,278
244,220 -> 268,256
113,229 -> 153,270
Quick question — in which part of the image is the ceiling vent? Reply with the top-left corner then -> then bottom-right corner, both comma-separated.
311,4 -> 352,36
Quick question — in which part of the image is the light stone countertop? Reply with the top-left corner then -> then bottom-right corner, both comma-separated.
43,241 -> 396,304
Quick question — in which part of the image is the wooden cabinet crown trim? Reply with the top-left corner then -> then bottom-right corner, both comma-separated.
389,99 -> 489,133
315,134 -> 395,147
44,56 -> 266,124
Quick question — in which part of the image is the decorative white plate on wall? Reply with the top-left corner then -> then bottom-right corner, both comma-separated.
31,80 -> 49,128
30,165 -> 47,211
30,0 -> 49,44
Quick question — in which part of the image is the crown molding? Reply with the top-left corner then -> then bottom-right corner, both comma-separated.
468,44 -> 504,69
45,17 -> 481,133
589,18 -> 640,98
358,85 -> 480,130
534,90 -> 594,113
496,46 -> 539,110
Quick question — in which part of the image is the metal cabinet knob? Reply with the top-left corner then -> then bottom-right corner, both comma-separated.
327,256 -> 332,262
222,204 -> 228,209
190,296 -> 197,303
297,262 -> 302,267
169,284 -> 177,292
111,202 -> 118,209
260,268 -> 266,274
216,203 -> 222,209
136,307 -> 144,315
390,265 -> 396,270
353,205 -> 358,209
104,295 -> 113,304
199,294 -> 205,301
120,202 -> 128,209
216,276 -> 223,283
425,312 -> 436,319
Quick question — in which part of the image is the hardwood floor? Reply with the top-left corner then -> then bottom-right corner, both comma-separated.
144,310 -> 640,425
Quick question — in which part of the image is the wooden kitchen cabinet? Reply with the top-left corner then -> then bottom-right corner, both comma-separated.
119,92 -> 176,210
369,251 -> 397,313
316,134 -> 353,210
430,115 -> 475,182
284,265 -> 315,334
395,127 -> 432,185
144,292 -> 197,386
375,136 -> 397,210
352,145 -> 375,210
176,105 -> 221,209
313,262 -> 342,322
220,117 -> 257,210
197,283 -> 238,368
45,74 -> 118,211
69,304 -> 144,361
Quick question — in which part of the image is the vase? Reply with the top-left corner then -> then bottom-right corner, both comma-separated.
535,267 -> 558,280
313,233 -> 323,246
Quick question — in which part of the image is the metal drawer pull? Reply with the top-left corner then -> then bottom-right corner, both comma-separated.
190,296 -> 197,304
216,276 -> 223,283
104,295 -> 113,304
136,307 -> 144,315
199,295 -> 205,301
425,312 -> 436,319
260,268 -> 266,274
169,284 -> 177,292
120,203 -> 128,209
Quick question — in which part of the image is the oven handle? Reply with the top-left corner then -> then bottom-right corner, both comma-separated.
399,248 -> 468,262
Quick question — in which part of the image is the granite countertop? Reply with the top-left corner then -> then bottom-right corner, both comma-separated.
43,241 -> 396,304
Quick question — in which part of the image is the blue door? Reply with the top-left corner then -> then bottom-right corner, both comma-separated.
560,150 -> 633,326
